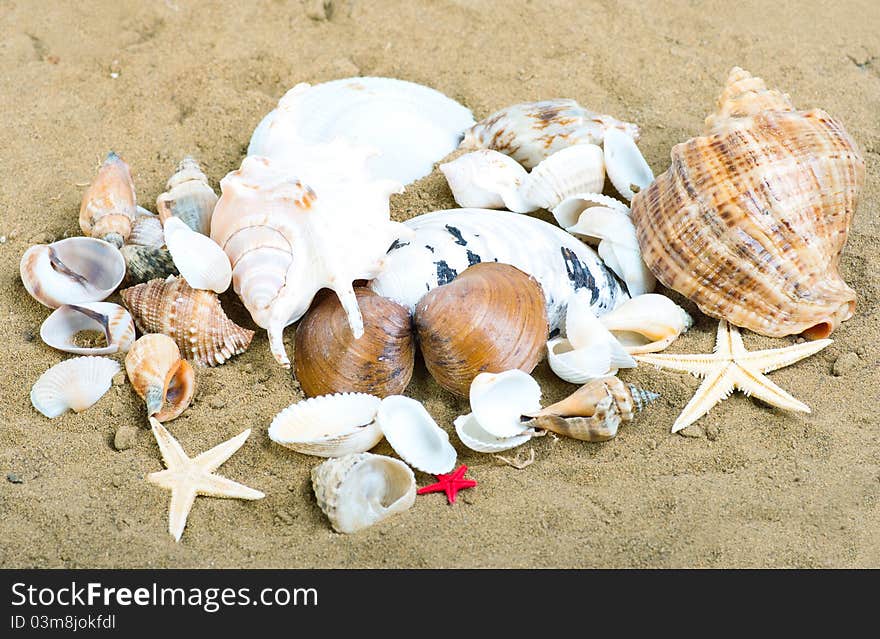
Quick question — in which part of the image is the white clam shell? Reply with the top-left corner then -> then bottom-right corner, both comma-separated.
376,395 -> 456,475
440,150 -> 529,211
603,127 -> 654,201
40,302 -> 135,355
598,294 -> 693,354
128,209 -> 165,248
249,77 -> 475,185
268,393 -> 383,457
311,452 -> 416,534
551,192 -> 630,228
30,356 -> 120,418
454,413 -> 534,453
164,217 -> 232,293
469,370 -> 542,438
20,237 -> 125,308
519,144 -> 605,211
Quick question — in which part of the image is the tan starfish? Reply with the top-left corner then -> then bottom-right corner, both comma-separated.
148,417 -> 265,542
635,320 -> 831,433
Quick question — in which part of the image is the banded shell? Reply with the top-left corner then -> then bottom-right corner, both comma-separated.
294,288 -> 414,398
40,302 -> 135,355
598,294 -> 693,354
78,151 -> 137,247
249,77 -> 475,185
163,217 -> 232,293
128,209 -> 165,248
120,245 -> 179,284
125,333 -> 195,421
156,157 -> 217,235
603,127 -> 654,201
120,276 -> 254,367
461,99 -> 640,169
30,356 -> 120,419
269,393 -> 384,457
375,395 -> 457,475
414,263 -> 548,397
311,452 -> 416,534
631,67 -> 863,339
20,237 -> 126,308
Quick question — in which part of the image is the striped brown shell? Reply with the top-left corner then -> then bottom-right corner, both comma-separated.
631,67 -> 863,339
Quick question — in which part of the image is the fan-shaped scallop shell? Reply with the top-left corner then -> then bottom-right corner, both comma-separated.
78,151 -> 137,247
30,356 -> 120,419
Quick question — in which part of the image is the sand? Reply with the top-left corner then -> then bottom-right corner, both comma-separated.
1,0 -> 878,568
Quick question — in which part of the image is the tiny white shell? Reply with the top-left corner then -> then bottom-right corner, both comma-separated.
469,370 -> 542,438
551,192 -> 630,228
376,395 -> 456,474
440,150 -> 529,211
454,413 -> 534,453
164,217 -> 232,293
603,127 -> 654,201
268,393 -> 383,457
598,294 -> 693,354
40,302 -> 135,355
128,209 -> 165,248
30,356 -> 120,418
519,144 -> 605,211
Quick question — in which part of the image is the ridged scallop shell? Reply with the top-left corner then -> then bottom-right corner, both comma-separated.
551,192 -> 630,228
603,128 -> 654,201
20,237 -> 125,308
30,356 -> 120,418
120,245 -> 179,284
120,276 -> 254,367
156,157 -> 217,235
311,452 -> 416,534
249,77 -> 475,185
269,393 -> 384,457
211,155 -> 408,367
40,302 -> 135,355
469,370 -> 542,438
128,209 -> 165,248
461,99 -> 640,169
598,294 -> 693,354
78,151 -> 136,247
376,395 -> 457,475
631,67 -> 863,339
163,217 -> 231,293
125,333 -> 195,421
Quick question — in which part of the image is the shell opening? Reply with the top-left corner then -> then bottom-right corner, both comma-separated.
154,360 -> 195,421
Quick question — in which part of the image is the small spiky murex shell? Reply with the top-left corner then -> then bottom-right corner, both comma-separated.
631,67 -> 863,339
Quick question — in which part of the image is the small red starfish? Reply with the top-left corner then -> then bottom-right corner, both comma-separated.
417,465 -> 477,504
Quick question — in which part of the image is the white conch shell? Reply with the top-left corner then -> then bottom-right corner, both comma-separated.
453,413 -> 534,453
211,155 -> 410,367
469,370 -> 542,438
30,356 -> 120,418
164,217 -> 232,293
248,77 -> 475,185
156,157 -> 218,235
311,452 -> 416,534
551,192 -> 630,228
376,395 -> 457,475
598,294 -> 693,354
128,208 -> 165,248
441,145 -> 605,214
603,128 -> 654,200
20,237 -> 126,309
268,393 -> 384,457
40,302 -> 135,355
369,208 -> 629,332
566,207 -> 656,297
547,289 -> 636,384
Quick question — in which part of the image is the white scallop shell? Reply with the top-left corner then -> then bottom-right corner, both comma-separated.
30,356 -> 120,418
268,393 -> 383,457
440,150 -> 529,211
20,237 -> 126,309
598,294 -> 693,354
551,192 -> 630,228
603,127 -> 654,201
164,217 -> 232,293
468,370 -> 542,438
128,209 -> 165,248
311,452 -> 416,534
519,144 -> 605,211
249,77 -> 475,185
454,413 -> 535,453
40,302 -> 135,355
547,289 -> 636,384
376,395 -> 456,475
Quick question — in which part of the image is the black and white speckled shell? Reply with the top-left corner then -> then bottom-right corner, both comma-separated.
369,209 -> 629,331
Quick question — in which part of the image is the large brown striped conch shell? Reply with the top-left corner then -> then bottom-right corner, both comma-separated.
79,152 -> 137,247
125,333 -> 195,422
120,276 -> 254,367
156,157 -> 218,235
631,67 -> 864,339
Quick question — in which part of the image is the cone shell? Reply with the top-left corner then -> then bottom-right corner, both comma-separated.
40,302 -> 135,355
631,67 -> 863,339
156,157 -> 218,235
125,333 -> 195,421
414,262 -> 548,397
120,276 -> 254,367
120,245 -> 179,284
30,356 -> 120,419
79,152 -> 137,247
311,452 -> 416,534
294,288 -> 414,398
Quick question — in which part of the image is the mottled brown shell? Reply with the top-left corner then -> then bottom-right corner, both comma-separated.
632,68 -> 863,339
414,262 -> 548,397
120,276 -> 254,366
294,288 -> 414,398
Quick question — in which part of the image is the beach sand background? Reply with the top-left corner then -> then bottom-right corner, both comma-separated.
1,0 -> 878,568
